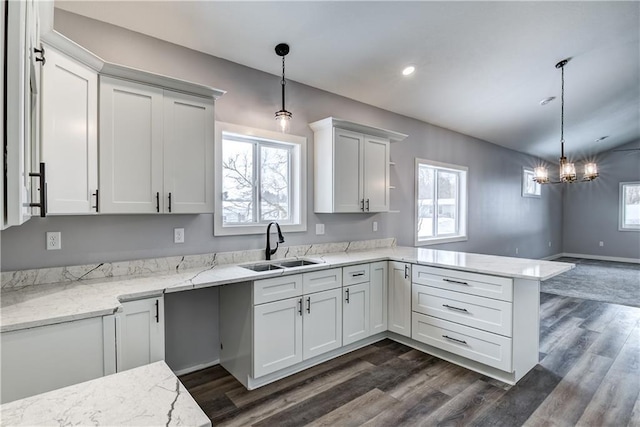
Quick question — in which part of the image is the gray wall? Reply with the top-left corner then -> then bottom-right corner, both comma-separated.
0,10 -> 562,271
563,141 -> 640,260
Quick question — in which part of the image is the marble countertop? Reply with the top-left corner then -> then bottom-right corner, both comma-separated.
1,247 -> 573,333
0,361 -> 210,426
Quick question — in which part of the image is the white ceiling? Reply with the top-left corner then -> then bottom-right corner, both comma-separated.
56,1 -> 640,162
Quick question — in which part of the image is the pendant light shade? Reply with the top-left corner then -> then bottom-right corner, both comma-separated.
533,58 -> 599,185
275,43 -> 292,133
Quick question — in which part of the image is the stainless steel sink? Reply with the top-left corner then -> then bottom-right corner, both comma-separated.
277,259 -> 320,268
241,263 -> 284,272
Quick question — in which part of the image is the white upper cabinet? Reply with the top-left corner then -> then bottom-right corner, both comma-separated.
99,77 -> 164,214
163,91 -> 214,213
310,117 -> 407,214
41,46 -> 98,214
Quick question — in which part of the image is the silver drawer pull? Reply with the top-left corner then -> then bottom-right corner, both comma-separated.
351,272 -> 365,277
442,335 -> 467,345
443,304 -> 468,313
443,278 -> 469,286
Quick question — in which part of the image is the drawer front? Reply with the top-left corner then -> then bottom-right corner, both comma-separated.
412,313 -> 512,372
412,284 -> 513,337
412,265 -> 513,302
254,275 -> 303,305
303,268 -> 343,294
343,264 -> 370,286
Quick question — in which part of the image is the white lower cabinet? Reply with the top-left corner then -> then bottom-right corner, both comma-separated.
342,282 -> 370,346
388,261 -> 411,337
0,316 -> 116,404
116,297 -> 165,372
302,288 -> 343,360
370,261 -> 388,334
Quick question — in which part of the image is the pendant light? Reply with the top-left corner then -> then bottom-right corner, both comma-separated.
274,43 -> 292,133
534,58 -> 599,184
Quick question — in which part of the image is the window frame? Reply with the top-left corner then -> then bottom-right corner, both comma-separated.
214,122 -> 307,236
414,158 -> 468,246
619,181 -> 640,232
522,167 -> 541,198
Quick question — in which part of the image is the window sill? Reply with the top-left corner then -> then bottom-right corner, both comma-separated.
214,223 -> 307,237
415,235 -> 468,246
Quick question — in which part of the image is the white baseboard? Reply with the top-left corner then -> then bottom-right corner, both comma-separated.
171,359 -> 220,376
541,253 -> 565,261
556,252 -> 640,264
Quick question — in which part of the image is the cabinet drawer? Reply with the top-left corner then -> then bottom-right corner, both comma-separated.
412,265 -> 513,302
343,264 -> 370,286
254,275 -> 303,305
412,313 -> 512,372
412,284 -> 512,337
303,268 -> 342,294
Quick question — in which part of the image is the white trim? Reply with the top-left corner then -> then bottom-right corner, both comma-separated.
522,167 -> 541,198
619,182 -> 640,231
171,359 -> 220,376
414,158 -> 468,246
541,253 -> 565,261
214,122 -> 307,236
552,252 -> 640,264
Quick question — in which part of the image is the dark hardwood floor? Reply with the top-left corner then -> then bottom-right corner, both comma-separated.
181,293 -> 640,426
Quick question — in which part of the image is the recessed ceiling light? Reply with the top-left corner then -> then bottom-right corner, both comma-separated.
595,136 -> 609,142
539,96 -> 556,106
402,66 -> 415,76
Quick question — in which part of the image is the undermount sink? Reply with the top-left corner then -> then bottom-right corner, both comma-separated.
240,258 -> 322,272
241,263 -> 284,272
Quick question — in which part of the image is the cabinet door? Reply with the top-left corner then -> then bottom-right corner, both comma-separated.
41,47 -> 98,214
1,316 -> 116,404
254,297 -> 303,377
388,261 -> 411,337
343,282 -> 370,346
363,136 -> 390,212
163,91 -> 214,213
303,288 -> 342,360
370,261 -> 388,334
116,297 -> 165,372
333,128 -> 364,212
99,77 -> 163,213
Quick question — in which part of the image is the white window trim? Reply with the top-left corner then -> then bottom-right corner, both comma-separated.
414,158 -> 468,246
522,167 -> 541,198
214,121 -> 307,236
619,181 -> 640,232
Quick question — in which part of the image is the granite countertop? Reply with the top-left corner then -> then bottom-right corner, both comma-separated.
0,247 -> 574,333
0,361 -> 210,426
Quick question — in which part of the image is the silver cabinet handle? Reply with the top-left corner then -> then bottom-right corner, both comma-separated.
306,297 -> 311,314
404,264 -> 409,279
442,335 -> 467,345
443,304 -> 468,313
298,298 -> 303,316
443,278 -> 469,286
345,288 -> 350,303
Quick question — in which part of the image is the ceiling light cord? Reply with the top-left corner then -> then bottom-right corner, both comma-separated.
281,56 -> 286,111
560,63 -> 565,159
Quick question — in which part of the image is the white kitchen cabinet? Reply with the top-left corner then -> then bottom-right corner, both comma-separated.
343,282 -> 370,345
99,76 -> 164,214
116,297 -> 165,372
4,0 -> 44,226
100,77 -> 215,214
163,91 -> 214,213
253,296 -> 303,378
388,261 -> 411,337
302,288 -> 342,360
370,261 -> 388,334
40,45 -> 98,214
0,315 -> 116,404
310,117 -> 407,213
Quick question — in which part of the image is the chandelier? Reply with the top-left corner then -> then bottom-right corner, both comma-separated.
534,58 -> 598,184
274,43 -> 292,133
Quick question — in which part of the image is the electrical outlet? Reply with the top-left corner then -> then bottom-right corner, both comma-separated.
316,224 -> 325,235
46,232 -> 61,250
515,247 -> 519,255
548,241 -> 552,247
599,241 -> 604,247
174,228 -> 185,244
373,221 -> 378,232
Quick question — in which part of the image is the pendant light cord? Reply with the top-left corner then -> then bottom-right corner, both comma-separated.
281,56 -> 286,111
560,63 -> 565,158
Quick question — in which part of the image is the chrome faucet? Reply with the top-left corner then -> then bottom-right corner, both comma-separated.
265,222 -> 285,260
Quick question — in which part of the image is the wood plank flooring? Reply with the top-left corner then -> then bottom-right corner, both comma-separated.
181,293 -> 640,426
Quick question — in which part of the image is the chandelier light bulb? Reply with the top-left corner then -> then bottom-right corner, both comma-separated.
584,162 -> 599,181
533,166 -> 549,184
560,159 -> 576,182
276,111 -> 291,133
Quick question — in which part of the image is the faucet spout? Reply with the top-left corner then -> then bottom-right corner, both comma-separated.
266,222 -> 285,260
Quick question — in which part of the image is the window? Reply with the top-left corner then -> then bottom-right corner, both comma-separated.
619,182 -> 640,231
415,158 -> 468,245
214,122 -> 306,236
522,167 -> 541,197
